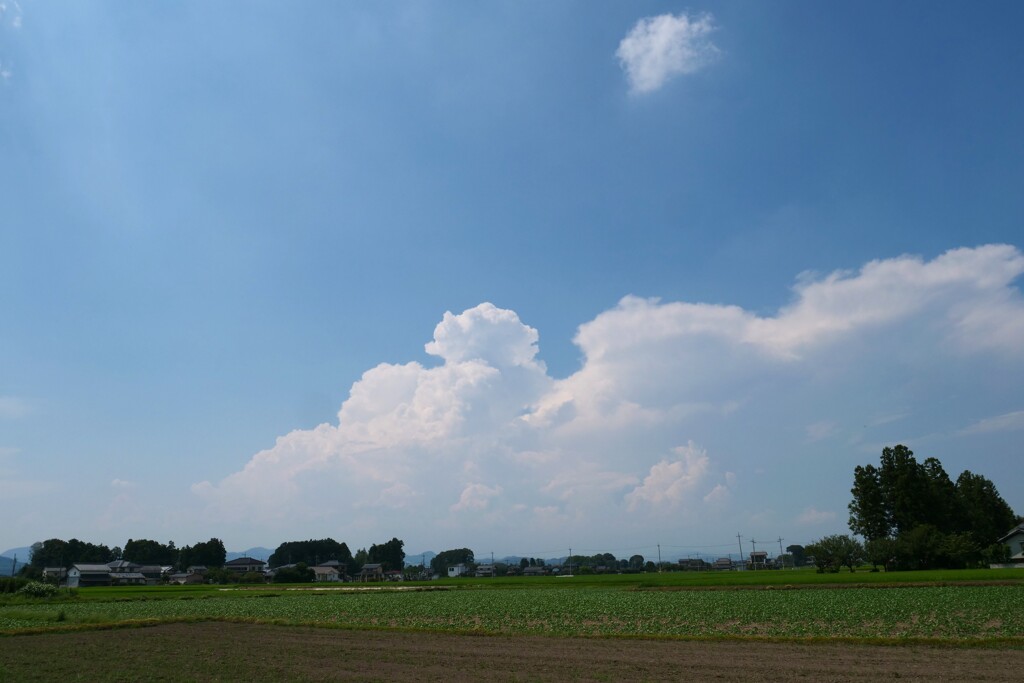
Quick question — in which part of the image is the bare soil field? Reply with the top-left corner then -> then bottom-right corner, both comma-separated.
1,622 -> 1022,682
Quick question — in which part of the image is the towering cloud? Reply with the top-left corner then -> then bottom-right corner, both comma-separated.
192,246 -> 1024,550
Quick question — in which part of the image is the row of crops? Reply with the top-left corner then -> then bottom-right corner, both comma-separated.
2,585 -> 1022,640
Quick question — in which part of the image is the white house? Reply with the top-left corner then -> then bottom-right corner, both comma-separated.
447,563 -> 468,578
994,524 -> 1024,567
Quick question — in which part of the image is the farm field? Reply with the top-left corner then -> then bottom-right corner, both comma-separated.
1,571 -> 1022,681
3,621 -> 1024,682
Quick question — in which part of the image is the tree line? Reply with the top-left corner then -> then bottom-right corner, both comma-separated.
20,535 -> 407,585
811,445 -> 1018,572
22,538 -> 227,577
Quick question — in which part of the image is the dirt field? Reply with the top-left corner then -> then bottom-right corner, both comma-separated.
1,622 -> 1022,682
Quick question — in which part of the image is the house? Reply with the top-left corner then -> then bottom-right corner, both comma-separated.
311,566 -> 342,582
475,563 -> 496,577
137,565 -> 165,585
748,551 -> 769,569
168,572 -> 206,585
679,558 -> 710,571
522,566 -> 547,577
224,557 -> 268,574
107,560 -> 140,572
713,557 -> 734,571
68,564 -> 112,588
447,563 -> 469,578
42,567 -> 68,585
316,560 -> 348,579
359,563 -> 384,582
109,571 -> 147,586
994,524 -> 1024,567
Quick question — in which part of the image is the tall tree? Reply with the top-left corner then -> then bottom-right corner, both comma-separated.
123,538 -> 177,565
878,445 -> 931,534
920,457 -> 959,532
368,537 -> 405,571
849,464 -> 889,541
269,539 -> 353,569
178,538 -> 226,569
29,538 -> 114,569
955,471 -> 1018,548
430,549 -> 474,576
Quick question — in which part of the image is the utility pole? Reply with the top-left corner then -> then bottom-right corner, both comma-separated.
751,539 -> 757,570
777,537 -> 786,569
657,544 -> 662,572
736,534 -> 743,567
10,554 -> 15,577
568,547 -> 572,575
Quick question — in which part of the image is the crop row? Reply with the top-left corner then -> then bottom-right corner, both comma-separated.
1,586 -> 1021,640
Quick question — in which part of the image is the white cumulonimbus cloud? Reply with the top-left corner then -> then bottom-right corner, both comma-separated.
191,245 -> 1024,549
617,12 -> 719,94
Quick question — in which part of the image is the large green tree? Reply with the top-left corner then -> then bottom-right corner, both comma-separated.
954,471 -> 1017,549
29,539 -> 114,569
807,534 -> 863,573
368,537 -> 405,571
849,446 -> 1017,570
431,548 -> 475,575
177,538 -> 226,569
269,539 -> 353,571
122,539 -> 177,566
849,464 -> 889,541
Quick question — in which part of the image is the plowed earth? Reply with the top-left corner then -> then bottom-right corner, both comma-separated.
1,622 -> 1022,682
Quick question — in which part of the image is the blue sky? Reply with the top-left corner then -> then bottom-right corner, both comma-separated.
2,1 -> 1022,560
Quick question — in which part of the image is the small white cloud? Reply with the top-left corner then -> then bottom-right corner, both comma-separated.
378,482 -> 417,508
110,479 -> 136,489
703,483 -> 731,504
0,1 -> 22,30
805,420 -> 838,442
625,441 -> 710,511
450,483 -> 502,513
958,410 -> 1024,436
0,396 -> 30,419
796,507 -> 836,525
617,12 -> 719,94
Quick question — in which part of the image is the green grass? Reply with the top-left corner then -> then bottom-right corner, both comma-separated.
1,571 -> 1022,644
428,566 -> 1023,589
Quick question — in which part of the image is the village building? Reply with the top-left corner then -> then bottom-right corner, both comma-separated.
67,564 -> 113,588
224,557 -> 267,574
359,563 -> 384,582
993,524 -> 1024,567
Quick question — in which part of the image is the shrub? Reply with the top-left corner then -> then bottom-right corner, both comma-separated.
17,581 -> 59,598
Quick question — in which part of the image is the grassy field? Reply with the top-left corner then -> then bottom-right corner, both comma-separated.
1,568 -> 1022,644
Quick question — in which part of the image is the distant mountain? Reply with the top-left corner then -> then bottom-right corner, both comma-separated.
226,547 -> 273,562
1,546 -> 33,561
0,556 -> 25,576
405,551 -> 436,567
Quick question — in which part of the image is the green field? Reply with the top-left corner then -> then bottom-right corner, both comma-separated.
2,569 -> 1023,645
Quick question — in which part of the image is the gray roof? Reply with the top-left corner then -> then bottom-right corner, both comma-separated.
997,524 -> 1024,543
225,557 -> 266,566
74,564 -> 112,573
108,560 -> 139,569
